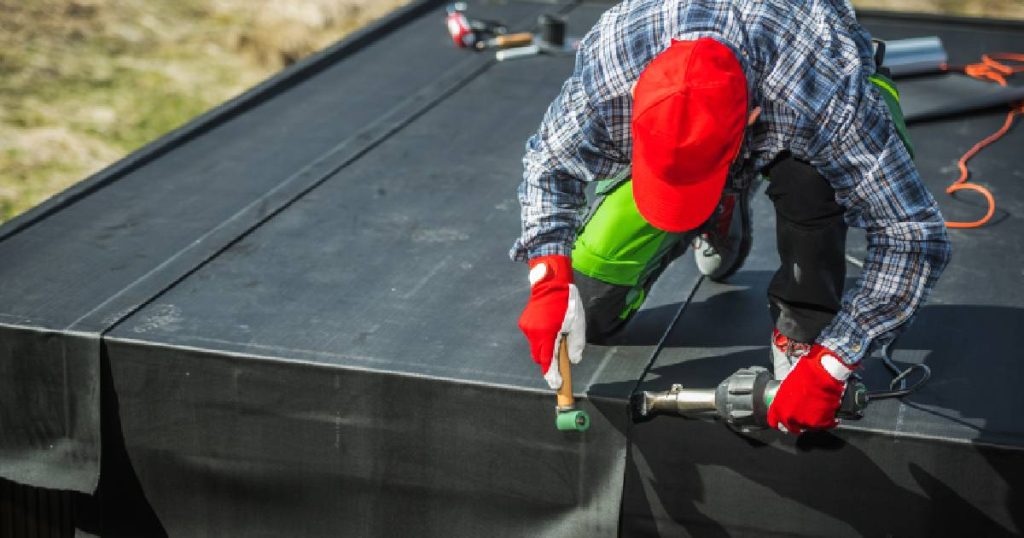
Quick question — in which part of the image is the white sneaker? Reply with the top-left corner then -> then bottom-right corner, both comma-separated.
771,328 -> 811,380
692,179 -> 757,282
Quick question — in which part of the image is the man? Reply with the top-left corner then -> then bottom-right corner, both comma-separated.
512,0 -> 951,434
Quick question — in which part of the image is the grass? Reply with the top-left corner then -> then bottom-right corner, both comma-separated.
0,0 -> 1022,223
0,0 -> 408,222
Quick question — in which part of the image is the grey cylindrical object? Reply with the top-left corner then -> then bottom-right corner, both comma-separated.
643,386 -> 718,416
538,14 -> 565,47
883,36 -> 947,77
715,366 -> 772,431
670,388 -> 717,414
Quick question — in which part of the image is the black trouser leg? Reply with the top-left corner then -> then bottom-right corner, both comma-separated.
765,154 -> 847,343
574,271 -> 633,342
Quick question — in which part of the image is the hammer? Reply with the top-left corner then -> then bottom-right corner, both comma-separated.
555,338 -> 590,432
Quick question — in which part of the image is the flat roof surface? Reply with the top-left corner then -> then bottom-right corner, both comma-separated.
1,1 -> 1022,534
94,4 -> 1024,446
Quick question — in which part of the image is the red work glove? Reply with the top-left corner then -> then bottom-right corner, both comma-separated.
767,344 -> 854,435
518,255 -> 586,389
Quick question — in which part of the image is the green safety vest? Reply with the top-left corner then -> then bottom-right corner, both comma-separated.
868,71 -> 914,158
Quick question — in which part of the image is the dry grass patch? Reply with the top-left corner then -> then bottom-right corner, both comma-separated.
0,0 -> 407,222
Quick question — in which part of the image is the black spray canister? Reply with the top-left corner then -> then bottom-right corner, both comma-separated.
538,14 -> 565,47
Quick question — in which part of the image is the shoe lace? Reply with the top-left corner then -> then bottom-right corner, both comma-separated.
774,331 -> 811,359
696,194 -> 737,256
696,236 -> 717,257
787,341 -> 811,359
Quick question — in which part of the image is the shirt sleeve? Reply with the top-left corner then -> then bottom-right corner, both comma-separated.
509,42 -> 628,263
808,78 -> 952,364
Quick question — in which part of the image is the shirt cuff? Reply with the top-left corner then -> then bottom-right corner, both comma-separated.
527,242 -> 573,261
509,241 -> 574,263
817,311 -> 871,365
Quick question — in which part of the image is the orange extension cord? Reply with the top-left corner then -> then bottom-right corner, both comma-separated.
940,53 -> 1024,228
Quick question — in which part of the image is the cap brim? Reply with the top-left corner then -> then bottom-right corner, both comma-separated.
631,150 -> 728,233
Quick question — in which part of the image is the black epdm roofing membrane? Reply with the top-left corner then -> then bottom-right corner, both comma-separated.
0,1 -> 1022,536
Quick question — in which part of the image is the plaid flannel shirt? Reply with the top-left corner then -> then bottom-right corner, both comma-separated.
510,0 -> 951,364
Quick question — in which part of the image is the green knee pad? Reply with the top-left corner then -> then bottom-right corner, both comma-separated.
571,178 -> 687,319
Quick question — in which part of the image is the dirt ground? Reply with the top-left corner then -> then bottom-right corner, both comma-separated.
0,0 -> 1022,223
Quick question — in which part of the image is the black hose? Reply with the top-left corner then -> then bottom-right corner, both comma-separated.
867,337 -> 932,401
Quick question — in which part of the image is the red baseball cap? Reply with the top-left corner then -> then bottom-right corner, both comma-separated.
631,38 -> 748,232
